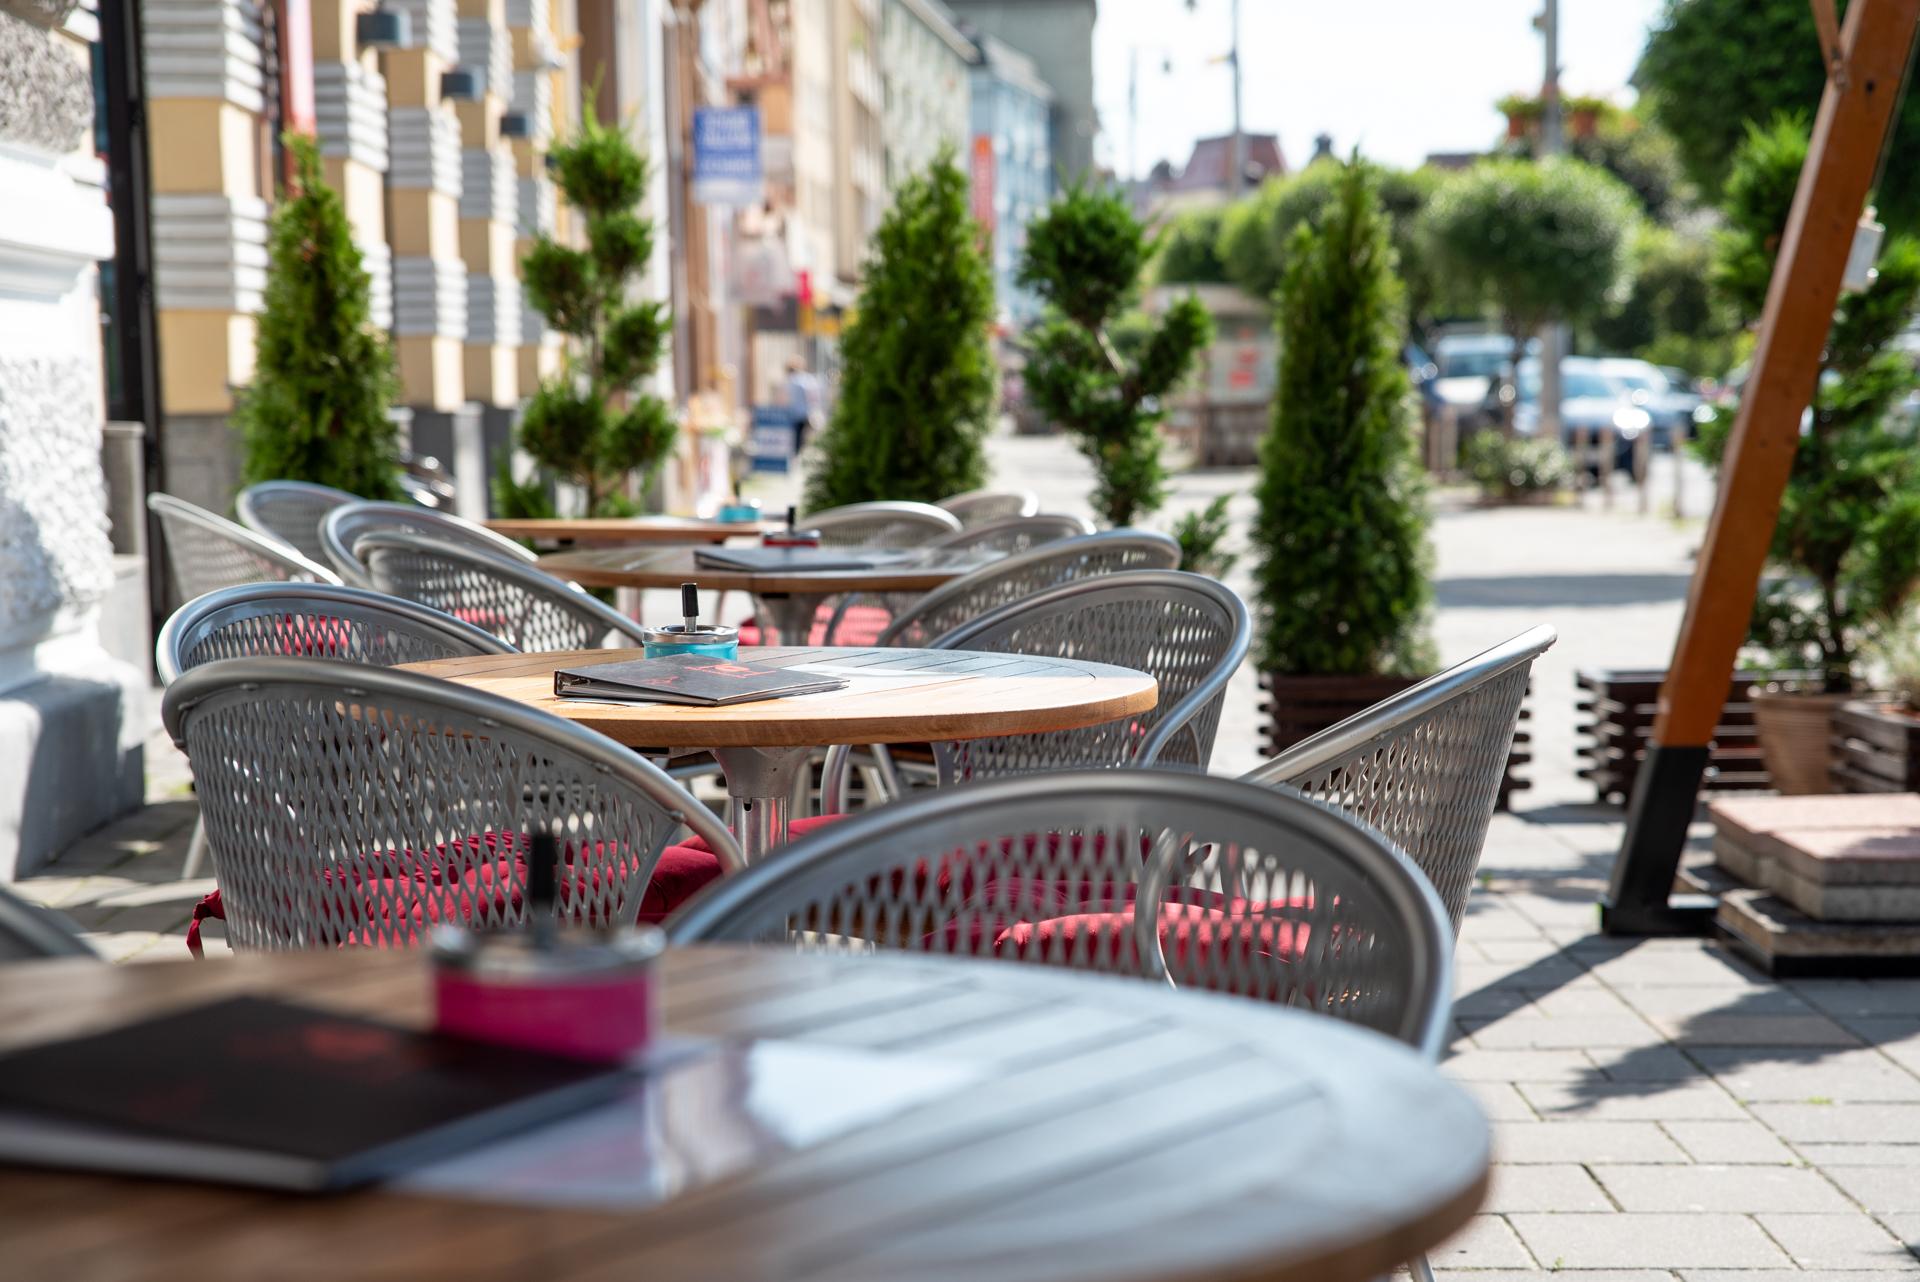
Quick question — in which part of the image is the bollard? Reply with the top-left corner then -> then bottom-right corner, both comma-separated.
1635,429 -> 1651,515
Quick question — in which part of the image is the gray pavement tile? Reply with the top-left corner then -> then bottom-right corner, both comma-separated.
1653,1014 -> 1863,1049
1607,986 -> 1818,1020
1690,1047 -> 1920,1103
1791,980 -> 1920,1019
1469,1082 -> 1542,1121
1750,1103 -> 1920,1144
1660,1120 -> 1799,1165
1880,1213 -> 1920,1255
1508,1212 -> 1789,1269
1492,1120 -> 1691,1164
1592,1046 -> 1711,1083
1825,1165 -> 1920,1213
1677,1273 -> 1920,1280
79,931 -> 168,963
1444,1049 -> 1597,1082
1439,1274 -> 1670,1282
1481,1163 -> 1616,1213
1592,1164 -> 1852,1213
1583,945 -> 1772,989
1455,987 -> 1535,1019
1456,960 -> 1592,992
1531,986 -> 1644,1018
1752,1211 -> 1916,1271
1428,1214 -> 1537,1270
1516,1081 -> 1748,1122
1467,1014 -> 1669,1051
1794,1142 -> 1920,1166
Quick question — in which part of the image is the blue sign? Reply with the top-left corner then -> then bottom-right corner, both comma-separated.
750,404 -> 795,473
693,106 -> 763,207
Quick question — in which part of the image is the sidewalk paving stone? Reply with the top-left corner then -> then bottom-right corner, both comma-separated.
1492,1120 -> 1692,1164
1659,1120 -> 1799,1165
1591,1163 -> 1853,1213
1749,1103 -> 1920,1144
1443,1049 -> 1597,1082
1794,1142 -> 1920,1166
1507,1211 -> 1790,1269
1480,1164 -> 1616,1213
1824,1164 -> 1920,1212
1428,1214 -> 1537,1270
1592,1046 -> 1711,1082
1689,1046 -> 1920,1102
1515,1081 -> 1747,1122
1752,1211 -> 1916,1270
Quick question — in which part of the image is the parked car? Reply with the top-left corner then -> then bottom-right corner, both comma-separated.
1510,357 -> 1645,472
1591,357 -> 1702,449
1433,332 -> 1531,434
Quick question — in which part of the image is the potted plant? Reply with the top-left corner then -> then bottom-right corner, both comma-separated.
236,136 -> 405,500
1695,116 -> 1920,793
1019,181 -> 1212,526
805,147 -> 997,510
1462,432 -> 1573,506
1254,158 -> 1436,751
1496,93 -> 1544,141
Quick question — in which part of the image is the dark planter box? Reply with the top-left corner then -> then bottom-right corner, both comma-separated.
1831,699 -> 1920,793
1575,667 -> 1817,806
1259,671 -> 1533,812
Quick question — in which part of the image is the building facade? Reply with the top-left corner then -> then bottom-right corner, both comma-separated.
879,0 -> 970,192
964,31 -> 1050,325
943,0 -> 1093,183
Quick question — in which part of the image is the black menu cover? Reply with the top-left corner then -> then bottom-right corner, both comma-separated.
554,653 -> 849,705
693,546 -> 907,572
0,996 -> 621,1191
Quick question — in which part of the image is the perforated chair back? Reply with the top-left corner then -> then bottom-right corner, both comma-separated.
804,501 -> 961,548
157,581 -> 515,683
322,500 -> 536,586
0,885 -> 99,962
671,771 -> 1451,1054
236,481 -> 360,564
928,569 -> 1248,779
148,493 -> 341,603
877,529 -> 1181,648
935,489 -> 1040,526
1243,626 -> 1556,936
162,658 -> 740,950
357,531 -> 648,651
923,513 -> 1094,558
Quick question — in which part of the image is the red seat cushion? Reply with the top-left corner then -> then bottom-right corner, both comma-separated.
994,901 -> 1312,976
735,602 -> 892,647
186,837 -> 724,955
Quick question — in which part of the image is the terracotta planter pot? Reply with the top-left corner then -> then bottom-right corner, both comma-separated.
1750,687 -> 1851,795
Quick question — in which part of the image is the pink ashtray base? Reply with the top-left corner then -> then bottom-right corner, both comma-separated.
434,968 -> 654,1064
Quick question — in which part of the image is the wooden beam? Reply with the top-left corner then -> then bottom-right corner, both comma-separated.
1604,0 -> 1920,935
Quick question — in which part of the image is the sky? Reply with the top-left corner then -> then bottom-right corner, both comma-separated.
1093,0 -> 1669,178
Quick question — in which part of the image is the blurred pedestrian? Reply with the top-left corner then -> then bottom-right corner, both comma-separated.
786,357 -> 821,455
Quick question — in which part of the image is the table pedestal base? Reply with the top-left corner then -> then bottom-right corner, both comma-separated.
712,744 -> 812,862
753,594 -> 825,647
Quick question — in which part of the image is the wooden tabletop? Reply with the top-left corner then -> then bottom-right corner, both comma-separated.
486,517 -> 775,545
399,646 -> 1159,748
0,947 -> 1489,1282
538,545 -> 988,593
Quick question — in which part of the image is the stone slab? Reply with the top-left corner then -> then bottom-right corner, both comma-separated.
1719,888 -> 1920,976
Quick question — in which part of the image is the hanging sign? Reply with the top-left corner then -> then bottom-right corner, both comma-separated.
692,106 -> 764,207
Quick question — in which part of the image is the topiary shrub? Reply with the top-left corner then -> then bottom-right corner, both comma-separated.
511,112 -> 676,516
1019,181 -> 1211,526
1169,494 -> 1237,579
1463,432 -> 1574,503
804,147 -> 997,510
1256,159 -> 1433,676
236,135 -> 404,500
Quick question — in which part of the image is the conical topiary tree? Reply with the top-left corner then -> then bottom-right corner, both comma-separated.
804,147 -> 997,510
508,112 -> 676,516
1256,159 -> 1433,676
237,134 -> 404,499
1019,181 -> 1211,527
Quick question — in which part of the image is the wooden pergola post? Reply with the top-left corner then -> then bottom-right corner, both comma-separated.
1602,0 -> 1920,935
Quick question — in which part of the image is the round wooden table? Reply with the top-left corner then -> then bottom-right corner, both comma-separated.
402,646 -> 1158,861
535,545 -> 995,645
0,948 -> 1490,1282
485,516 -> 775,546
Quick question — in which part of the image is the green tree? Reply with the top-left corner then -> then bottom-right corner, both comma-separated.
1692,117 -> 1920,690
1256,160 -> 1433,676
236,135 -> 404,499
1154,206 -> 1230,285
1422,157 -> 1637,407
1216,159 -> 1447,339
804,149 -> 997,510
1589,224 -> 1737,377
1501,104 -> 1691,223
1638,0 -> 1920,233
1019,181 -> 1212,526
509,112 -> 675,516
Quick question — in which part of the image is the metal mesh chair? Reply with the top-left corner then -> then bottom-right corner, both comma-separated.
804,501 -> 961,547
157,582 -> 519,878
236,481 -> 360,564
357,531 -> 649,651
1244,626 -> 1556,937
870,529 -> 1181,648
157,581 -> 515,684
936,488 -> 1040,526
0,885 -> 99,962
927,569 -> 1248,780
819,515 -> 1100,645
147,494 -> 341,603
163,658 -> 742,950
322,500 -> 536,587
671,770 -> 1452,1054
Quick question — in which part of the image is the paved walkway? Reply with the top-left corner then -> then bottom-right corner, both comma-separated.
18,434 -> 1920,1275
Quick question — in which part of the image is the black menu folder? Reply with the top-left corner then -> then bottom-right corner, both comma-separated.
0,996 -> 623,1192
554,653 -> 849,705
693,546 -> 907,572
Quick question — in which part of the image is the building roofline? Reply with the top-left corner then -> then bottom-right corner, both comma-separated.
897,0 -> 978,62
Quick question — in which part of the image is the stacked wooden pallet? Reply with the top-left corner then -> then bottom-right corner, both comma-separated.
1575,668 -> 1815,806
